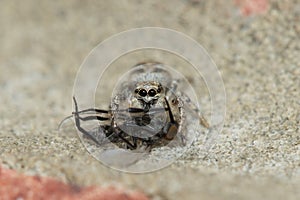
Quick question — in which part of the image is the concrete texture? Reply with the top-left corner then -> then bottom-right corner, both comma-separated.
0,0 -> 299,199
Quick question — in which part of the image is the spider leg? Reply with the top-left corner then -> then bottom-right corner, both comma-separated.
117,131 -> 137,150
72,108 -> 109,115
178,93 -> 209,128
73,96 -> 109,145
164,97 -> 179,140
77,115 -> 110,121
74,107 -> 164,117
73,97 -> 140,150
168,79 -> 209,129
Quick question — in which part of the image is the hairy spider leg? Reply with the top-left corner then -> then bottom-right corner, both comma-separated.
73,96 -> 110,145
169,79 -> 209,128
73,108 -> 109,114
164,97 -> 179,140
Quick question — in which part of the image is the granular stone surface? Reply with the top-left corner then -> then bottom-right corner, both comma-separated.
0,0 -> 299,199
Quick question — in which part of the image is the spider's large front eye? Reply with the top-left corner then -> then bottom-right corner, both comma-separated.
148,89 -> 157,97
138,89 -> 147,97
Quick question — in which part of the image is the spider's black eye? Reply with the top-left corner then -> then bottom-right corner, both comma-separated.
134,89 -> 139,93
157,88 -> 161,93
148,89 -> 157,97
138,89 -> 147,97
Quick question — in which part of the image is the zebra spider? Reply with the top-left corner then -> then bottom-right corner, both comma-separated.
72,62 -> 209,151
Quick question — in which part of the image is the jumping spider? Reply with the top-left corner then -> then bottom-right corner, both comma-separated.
72,62 -> 209,151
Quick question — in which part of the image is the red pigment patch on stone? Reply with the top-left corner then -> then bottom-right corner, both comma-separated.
234,0 -> 269,16
0,166 -> 148,200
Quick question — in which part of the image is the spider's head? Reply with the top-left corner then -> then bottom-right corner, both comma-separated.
134,81 -> 163,106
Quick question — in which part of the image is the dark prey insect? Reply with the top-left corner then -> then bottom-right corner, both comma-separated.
71,62 -> 209,151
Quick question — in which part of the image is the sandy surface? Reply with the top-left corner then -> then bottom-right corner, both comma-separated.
0,0 -> 299,199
